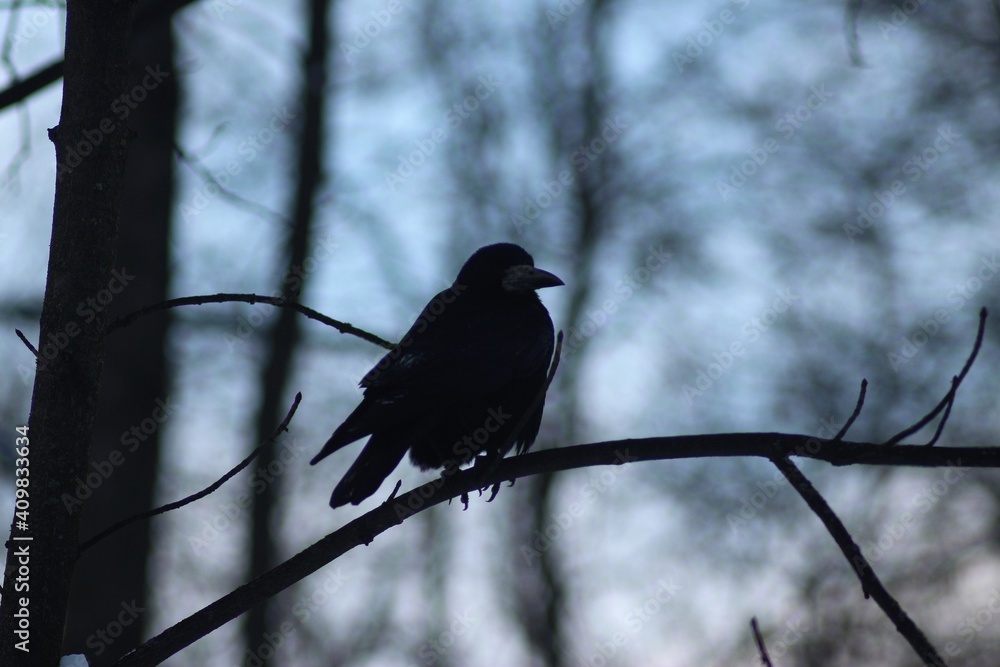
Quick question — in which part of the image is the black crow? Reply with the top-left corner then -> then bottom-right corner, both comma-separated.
311,243 -> 563,508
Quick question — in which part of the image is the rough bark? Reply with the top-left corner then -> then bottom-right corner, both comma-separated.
0,1 -> 133,665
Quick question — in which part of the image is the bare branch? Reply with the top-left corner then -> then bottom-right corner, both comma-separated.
0,1 -> 199,112
770,455 -> 946,666
111,434 -> 995,666
14,328 -> 37,356
173,142 -> 290,225
0,59 -> 62,111
78,393 -> 302,555
750,617 -> 773,667
832,378 -> 867,442
844,0 -> 865,66
884,307 -> 987,446
105,293 -> 394,350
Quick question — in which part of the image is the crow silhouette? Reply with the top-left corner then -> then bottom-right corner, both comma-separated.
311,243 -> 563,507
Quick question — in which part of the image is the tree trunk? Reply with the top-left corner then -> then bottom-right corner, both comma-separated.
0,2 -> 133,665
64,4 -> 177,662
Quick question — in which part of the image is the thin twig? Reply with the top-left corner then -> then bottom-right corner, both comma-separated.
832,378 -> 867,442
770,454 -> 947,666
14,328 -> 37,356
844,0 -> 865,67
78,393 -> 302,555
173,142 -> 290,225
105,293 -> 393,350
883,308 -> 986,446
924,377 -> 958,447
750,617 -> 773,667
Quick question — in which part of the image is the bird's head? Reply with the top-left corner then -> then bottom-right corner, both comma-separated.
456,243 -> 564,294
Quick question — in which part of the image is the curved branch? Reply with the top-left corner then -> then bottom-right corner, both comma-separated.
78,393 -> 302,555
112,434 -> 995,666
105,293 -> 394,350
884,307 -> 987,446
832,378 -> 867,442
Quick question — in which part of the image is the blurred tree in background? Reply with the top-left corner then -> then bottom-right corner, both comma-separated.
1,0 -> 999,665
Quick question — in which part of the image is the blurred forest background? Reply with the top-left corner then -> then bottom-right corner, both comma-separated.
2,0 -> 1000,664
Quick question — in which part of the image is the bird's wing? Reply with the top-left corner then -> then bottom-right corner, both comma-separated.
361,294 -> 553,399
310,291 -> 553,465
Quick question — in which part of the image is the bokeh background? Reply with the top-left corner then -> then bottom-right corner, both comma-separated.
2,0 -> 1000,665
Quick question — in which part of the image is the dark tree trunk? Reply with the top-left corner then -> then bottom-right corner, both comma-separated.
64,5 -> 178,663
0,2 -> 133,665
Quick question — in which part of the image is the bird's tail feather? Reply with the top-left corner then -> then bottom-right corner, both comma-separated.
329,435 -> 409,508
310,413 -> 373,465
310,431 -> 354,466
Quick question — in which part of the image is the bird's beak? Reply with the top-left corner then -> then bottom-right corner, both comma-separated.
527,267 -> 565,289
503,265 -> 565,292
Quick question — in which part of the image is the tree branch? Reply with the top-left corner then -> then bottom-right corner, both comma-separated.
105,293 -> 394,349
112,434 -> 994,666
14,327 -> 37,356
832,378 -> 867,442
883,307 -> 986,446
750,617 -> 773,667
771,455 -> 946,666
78,393 -> 302,555
0,0 -> 200,112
